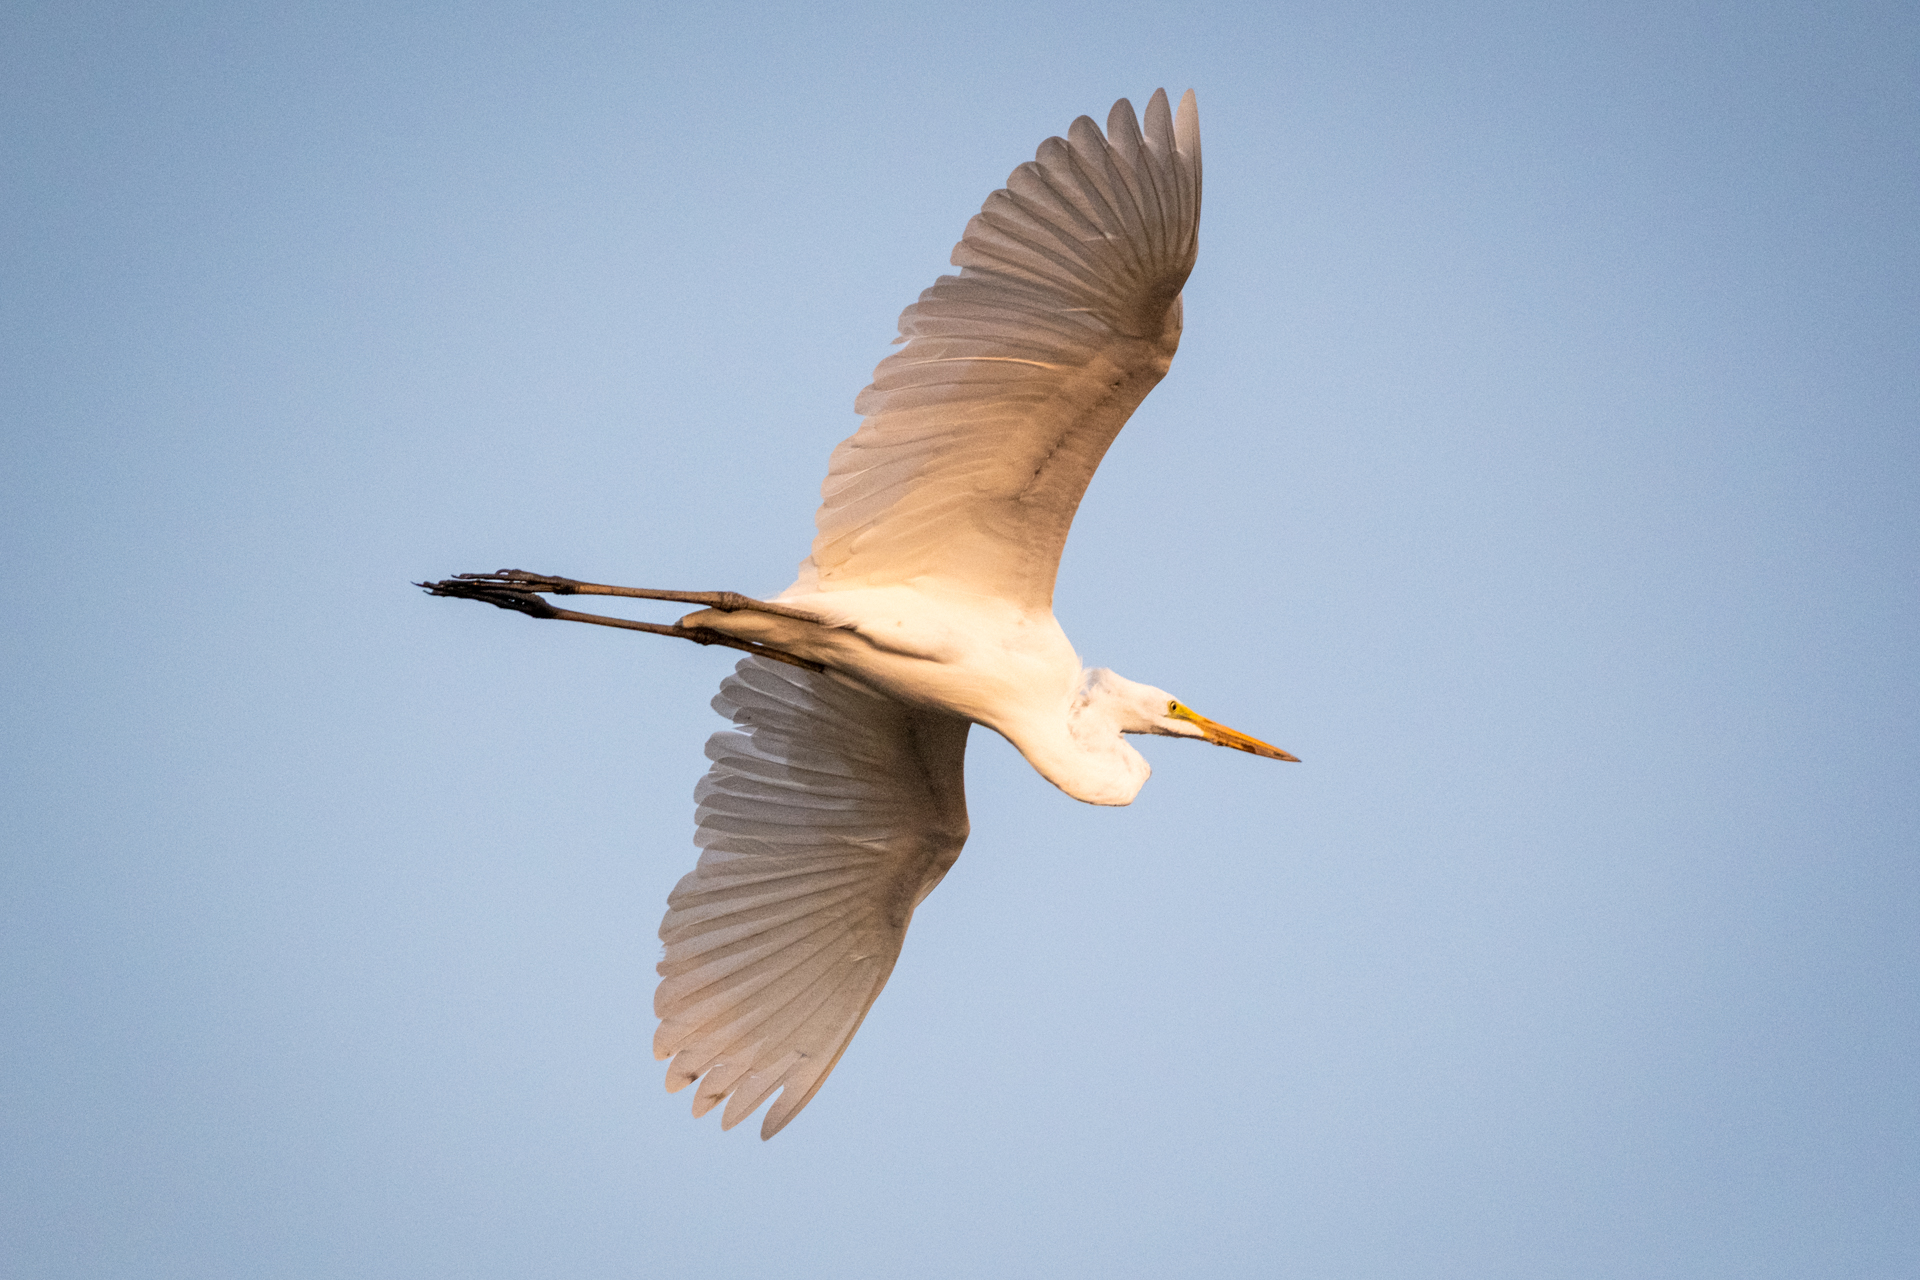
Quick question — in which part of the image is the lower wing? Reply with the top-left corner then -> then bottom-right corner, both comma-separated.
654,657 -> 971,1138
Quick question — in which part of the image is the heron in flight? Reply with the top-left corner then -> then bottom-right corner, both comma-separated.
423,89 -> 1296,1138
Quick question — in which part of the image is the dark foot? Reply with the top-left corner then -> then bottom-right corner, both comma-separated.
416,572 -> 563,618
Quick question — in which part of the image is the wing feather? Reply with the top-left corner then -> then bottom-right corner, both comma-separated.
794,90 -> 1202,608
655,658 -> 970,1138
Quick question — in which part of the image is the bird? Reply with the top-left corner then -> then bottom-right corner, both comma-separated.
421,88 -> 1297,1139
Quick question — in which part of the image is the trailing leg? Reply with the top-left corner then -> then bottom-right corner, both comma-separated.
417,569 -> 826,672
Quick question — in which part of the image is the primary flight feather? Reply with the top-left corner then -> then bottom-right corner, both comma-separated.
422,88 -> 1296,1139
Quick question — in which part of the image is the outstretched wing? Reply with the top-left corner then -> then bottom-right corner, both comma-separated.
794,89 -> 1203,610
654,658 -> 971,1138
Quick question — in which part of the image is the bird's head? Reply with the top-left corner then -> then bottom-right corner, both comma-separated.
1075,669 -> 1300,762
1155,696 -> 1300,761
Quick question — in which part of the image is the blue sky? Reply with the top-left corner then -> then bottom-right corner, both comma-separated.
4,2 -> 1916,1276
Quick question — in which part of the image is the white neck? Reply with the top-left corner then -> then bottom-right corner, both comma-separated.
999,669 -> 1158,807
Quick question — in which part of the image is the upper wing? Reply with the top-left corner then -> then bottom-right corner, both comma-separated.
654,657 -> 971,1138
794,89 -> 1202,610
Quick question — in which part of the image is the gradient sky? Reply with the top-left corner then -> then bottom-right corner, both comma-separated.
4,2 -> 1916,1277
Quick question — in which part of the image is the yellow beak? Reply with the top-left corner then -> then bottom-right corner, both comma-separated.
1168,702 -> 1301,762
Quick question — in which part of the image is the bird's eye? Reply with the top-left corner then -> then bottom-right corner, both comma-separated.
1167,700 -> 1178,715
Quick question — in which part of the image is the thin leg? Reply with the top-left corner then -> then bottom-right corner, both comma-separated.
426,570 -> 826,623
417,569 -> 826,672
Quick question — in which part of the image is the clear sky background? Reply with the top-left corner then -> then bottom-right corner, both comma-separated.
4,2 -> 1916,1276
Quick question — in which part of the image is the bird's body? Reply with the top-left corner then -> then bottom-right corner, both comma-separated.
424,88 -> 1296,1138
684,586 -> 1125,802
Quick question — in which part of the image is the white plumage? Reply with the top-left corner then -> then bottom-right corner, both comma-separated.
798,88 -> 1202,609
653,89 -> 1293,1137
658,660 -> 969,1137
425,89 -> 1297,1139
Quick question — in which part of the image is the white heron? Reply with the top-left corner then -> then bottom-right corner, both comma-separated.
423,88 -> 1296,1138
